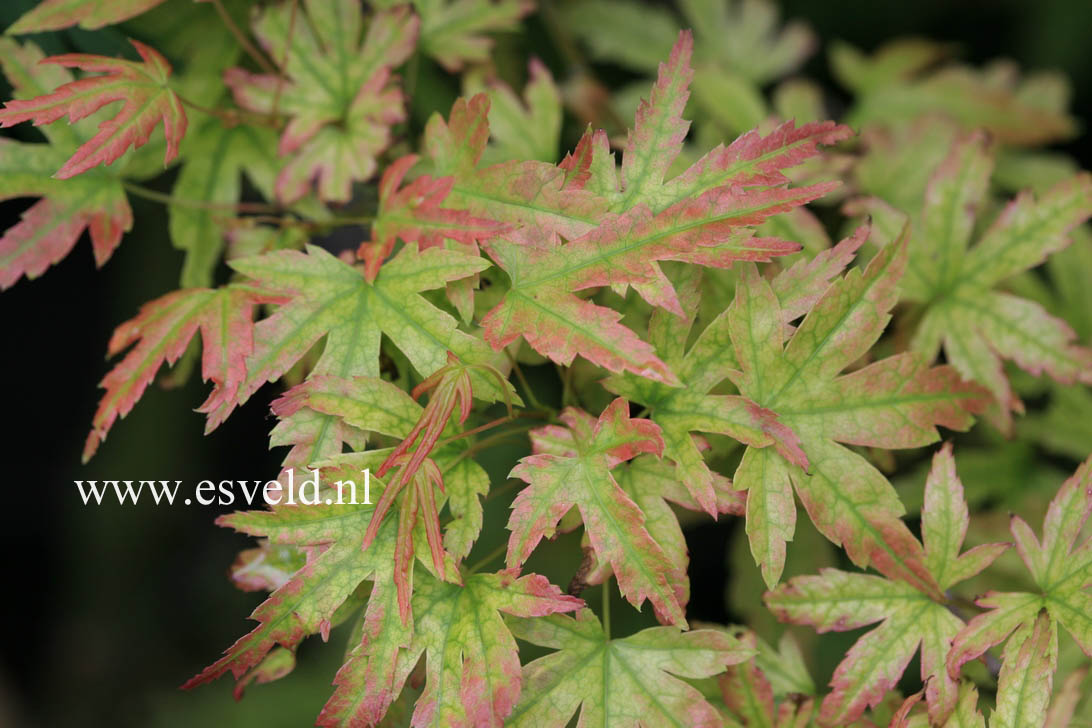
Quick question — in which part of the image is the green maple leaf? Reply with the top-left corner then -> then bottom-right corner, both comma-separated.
727,228 -> 988,592
716,629 -> 818,727
319,570 -> 581,727
5,0 -> 167,33
832,38 -> 1077,146
0,38 -> 134,289
205,244 -> 504,440
563,0 -> 813,135
505,399 -> 691,625
412,0 -> 532,72
467,58 -> 562,165
168,119 -> 288,287
853,129 -> 1092,433
225,1 -> 418,203
505,608 -> 753,727
946,456 -> 1092,713
765,444 -> 1008,725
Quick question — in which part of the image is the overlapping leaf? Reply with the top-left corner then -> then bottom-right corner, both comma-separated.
506,399 -> 690,625
412,0 -> 532,71
0,38 -> 186,178
84,286 -> 260,461
853,128 -> 1092,432
319,570 -> 581,727
225,1 -> 417,202
727,228 -> 988,592
946,456 -> 1092,703
204,244 -> 504,434
6,0 -> 167,33
0,38 -> 134,289
460,32 -> 849,381
832,37 -> 1077,146
505,608 -> 752,727
765,444 -> 1008,725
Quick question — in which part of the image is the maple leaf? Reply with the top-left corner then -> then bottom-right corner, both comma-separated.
358,153 -> 507,280
853,129 -> 1092,433
412,0 -> 532,71
319,570 -> 581,727
727,228 -> 988,593
505,399 -> 695,625
167,118 -> 304,287
605,263 -> 808,516
946,456 -> 1092,703
0,38 -> 186,178
717,629 -> 819,727
468,58 -> 562,165
471,33 -> 847,382
5,0 -> 167,33
204,244 -> 506,437
0,38 -> 135,289
765,443 -> 1008,725
184,454 -> 401,693
832,38 -> 1077,146
83,286 -> 261,461
225,2 -> 417,203
504,608 -> 753,727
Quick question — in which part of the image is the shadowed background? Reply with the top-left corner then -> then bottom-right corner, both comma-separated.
1,0 -> 1090,725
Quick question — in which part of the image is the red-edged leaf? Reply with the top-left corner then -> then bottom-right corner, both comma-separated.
0,39 -> 186,178
84,287 -> 259,461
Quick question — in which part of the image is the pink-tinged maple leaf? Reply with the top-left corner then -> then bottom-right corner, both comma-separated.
728,228 -> 989,593
505,609 -> 753,727
0,39 -> 133,288
319,570 -> 581,728
0,38 -> 186,179
461,32 -> 846,382
84,287 -> 260,461
946,455 -> 1092,698
765,444 -> 1009,726
606,264 -> 807,516
357,154 -> 508,279
505,399 -> 693,626
853,127 -> 1092,433
6,0 -> 167,34
184,457 -> 400,693
224,2 -> 417,203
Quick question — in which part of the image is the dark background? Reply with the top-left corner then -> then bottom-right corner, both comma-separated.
2,0 -> 1090,725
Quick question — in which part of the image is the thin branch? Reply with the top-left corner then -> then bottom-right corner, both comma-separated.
121,182 -> 282,214
601,578 -> 612,639
210,0 -> 280,76
466,541 -> 508,575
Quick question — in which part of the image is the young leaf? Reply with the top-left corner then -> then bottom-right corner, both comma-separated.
475,33 -> 844,382
205,244 -> 503,430
765,444 -> 1008,725
862,131 -> 1092,433
729,231 -> 987,592
506,399 -> 690,625
413,0 -> 532,71
224,2 -> 417,202
506,609 -> 753,727
0,39 -> 187,178
320,570 -> 581,727
84,287 -> 260,461
947,456 -> 1092,687
6,0 -> 167,34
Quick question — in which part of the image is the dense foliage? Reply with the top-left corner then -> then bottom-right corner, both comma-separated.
3,1 -> 1091,725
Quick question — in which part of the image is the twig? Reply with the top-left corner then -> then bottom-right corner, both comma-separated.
210,0 -> 280,76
